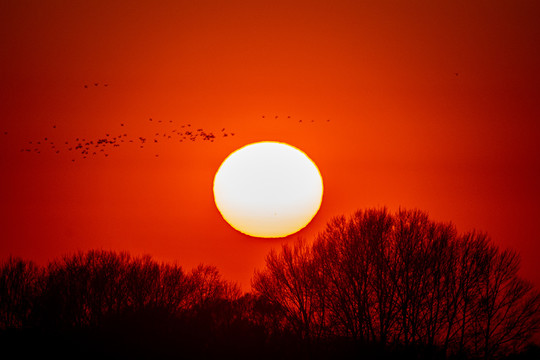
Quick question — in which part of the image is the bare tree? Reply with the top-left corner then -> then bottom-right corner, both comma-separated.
36,250 -> 240,329
0,257 -> 42,329
252,238 -> 325,340
466,238 -> 540,359
188,264 -> 241,309
312,208 -> 399,344
252,208 -> 540,359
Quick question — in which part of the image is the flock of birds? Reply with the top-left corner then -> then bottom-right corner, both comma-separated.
11,118 -> 236,161
84,83 -> 108,88
261,114 -> 331,124
4,110 -> 332,162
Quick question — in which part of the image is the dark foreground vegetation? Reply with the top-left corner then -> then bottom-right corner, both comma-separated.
1,208 -> 539,359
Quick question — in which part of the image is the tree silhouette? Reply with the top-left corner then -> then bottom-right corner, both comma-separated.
1,209 -> 539,359
252,208 -> 540,359
0,257 -> 42,329
252,239 -> 326,341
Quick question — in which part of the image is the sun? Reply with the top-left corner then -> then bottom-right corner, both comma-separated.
213,141 -> 323,238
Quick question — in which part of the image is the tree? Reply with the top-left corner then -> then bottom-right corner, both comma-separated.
0,257 -> 42,329
311,209 -> 398,343
466,239 -> 540,359
252,238 -> 326,340
252,208 -> 540,359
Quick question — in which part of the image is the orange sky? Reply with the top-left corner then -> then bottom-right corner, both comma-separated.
1,0 -> 540,291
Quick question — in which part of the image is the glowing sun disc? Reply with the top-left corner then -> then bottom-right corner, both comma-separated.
213,141 -> 323,238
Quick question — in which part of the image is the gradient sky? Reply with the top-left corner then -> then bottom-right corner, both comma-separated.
1,0 -> 539,290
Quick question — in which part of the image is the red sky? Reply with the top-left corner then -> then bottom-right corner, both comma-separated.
1,0 -> 539,291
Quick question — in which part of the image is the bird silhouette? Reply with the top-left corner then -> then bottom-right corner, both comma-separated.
21,116 -> 237,161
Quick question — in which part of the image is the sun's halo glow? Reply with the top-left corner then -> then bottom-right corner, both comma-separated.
213,141 -> 323,238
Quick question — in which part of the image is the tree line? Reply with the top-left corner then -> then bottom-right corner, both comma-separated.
1,208 -> 539,359
253,208 -> 540,359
